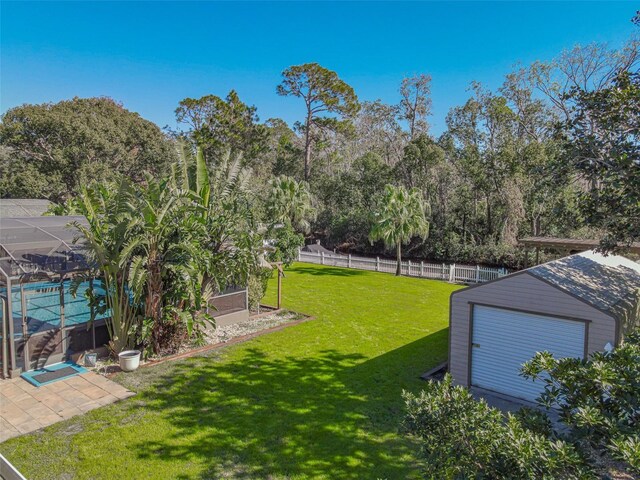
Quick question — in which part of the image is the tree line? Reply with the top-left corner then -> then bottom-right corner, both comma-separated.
1,21 -> 638,269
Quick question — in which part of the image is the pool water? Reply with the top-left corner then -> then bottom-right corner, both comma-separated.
1,279 -> 110,335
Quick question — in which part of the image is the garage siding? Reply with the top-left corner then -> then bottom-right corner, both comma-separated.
449,272 -> 616,387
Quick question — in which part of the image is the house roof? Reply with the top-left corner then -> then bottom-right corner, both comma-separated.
0,199 -> 52,218
527,250 -> 640,323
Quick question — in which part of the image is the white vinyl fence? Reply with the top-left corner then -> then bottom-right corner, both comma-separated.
298,250 -> 508,284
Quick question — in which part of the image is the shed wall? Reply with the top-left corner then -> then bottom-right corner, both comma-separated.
449,272 -> 616,387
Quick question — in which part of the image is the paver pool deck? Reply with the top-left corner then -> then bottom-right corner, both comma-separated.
0,371 -> 134,442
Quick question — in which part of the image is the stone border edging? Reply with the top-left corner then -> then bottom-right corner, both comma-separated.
110,311 -> 315,373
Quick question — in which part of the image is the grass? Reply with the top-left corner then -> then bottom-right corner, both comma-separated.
0,263 -> 461,479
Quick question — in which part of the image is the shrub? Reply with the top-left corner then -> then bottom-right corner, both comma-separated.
522,329 -> 640,473
269,224 -> 304,266
147,313 -> 188,356
248,267 -> 273,311
403,375 -> 591,479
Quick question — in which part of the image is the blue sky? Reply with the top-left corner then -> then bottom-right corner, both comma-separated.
1,1 -> 637,136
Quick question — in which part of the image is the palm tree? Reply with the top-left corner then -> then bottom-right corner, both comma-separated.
369,184 -> 430,276
267,175 -> 315,232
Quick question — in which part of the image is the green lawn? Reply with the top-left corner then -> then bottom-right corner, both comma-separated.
0,263 -> 461,479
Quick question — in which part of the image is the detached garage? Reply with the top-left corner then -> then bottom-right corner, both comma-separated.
449,250 -> 640,403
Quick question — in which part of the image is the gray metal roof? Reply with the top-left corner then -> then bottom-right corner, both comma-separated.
0,199 -> 52,218
527,250 -> 640,325
519,236 -> 640,255
0,216 -> 89,279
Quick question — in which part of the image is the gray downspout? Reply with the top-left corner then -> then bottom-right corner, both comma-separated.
0,264 -> 8,378
1,297 -> 7,379
0,263 -> 15,378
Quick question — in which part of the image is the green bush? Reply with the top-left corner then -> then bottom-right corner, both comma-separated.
522,329 -> 640,473
268,224 -> 304,266
403,375 -> 591,479
248,267 -> 273,311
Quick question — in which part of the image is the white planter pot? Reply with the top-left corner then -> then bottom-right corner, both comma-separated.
118,350 -> 141,372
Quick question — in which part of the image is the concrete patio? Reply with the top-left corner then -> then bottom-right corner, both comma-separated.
0,371 -> 134,442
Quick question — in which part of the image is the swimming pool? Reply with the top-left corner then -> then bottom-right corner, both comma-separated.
1,279 -> 110,336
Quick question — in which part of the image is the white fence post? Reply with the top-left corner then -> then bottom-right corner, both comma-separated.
442,263 -> 446,280
407,260 -> 411,276
420,261 -> 424,277
449,263 -> 456,283
376,257 -> 380,272
475,265 -> 480,283
348,254 -> 352,268
321,252 -> 325,265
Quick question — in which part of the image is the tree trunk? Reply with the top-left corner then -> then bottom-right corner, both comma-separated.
531,216 -> 542,236
409,97 -> 418,140
146,248 -> 164,353
462,212 -> 467,245
304,113 -> 312,181
486,198 -> 492,238
396,243 -> 402,276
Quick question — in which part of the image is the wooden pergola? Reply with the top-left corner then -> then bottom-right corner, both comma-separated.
519,236 -> 640,267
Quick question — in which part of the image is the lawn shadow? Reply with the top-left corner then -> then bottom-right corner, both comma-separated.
288,265 -> 365,277
125,329 -> 448,479
340,328 -> 450,430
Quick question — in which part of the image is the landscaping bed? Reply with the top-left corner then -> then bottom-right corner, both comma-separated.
204,309 -> 306,345
91,309 -> 310,375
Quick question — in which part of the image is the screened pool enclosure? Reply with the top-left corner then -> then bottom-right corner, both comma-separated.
0,215 -> 111,378
0,215 -> 249,378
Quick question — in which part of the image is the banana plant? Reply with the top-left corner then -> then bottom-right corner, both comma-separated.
70,179 -> 142,354
172,140 -> 261,306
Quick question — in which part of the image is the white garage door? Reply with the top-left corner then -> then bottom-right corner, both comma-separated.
471,305 -> 585,402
